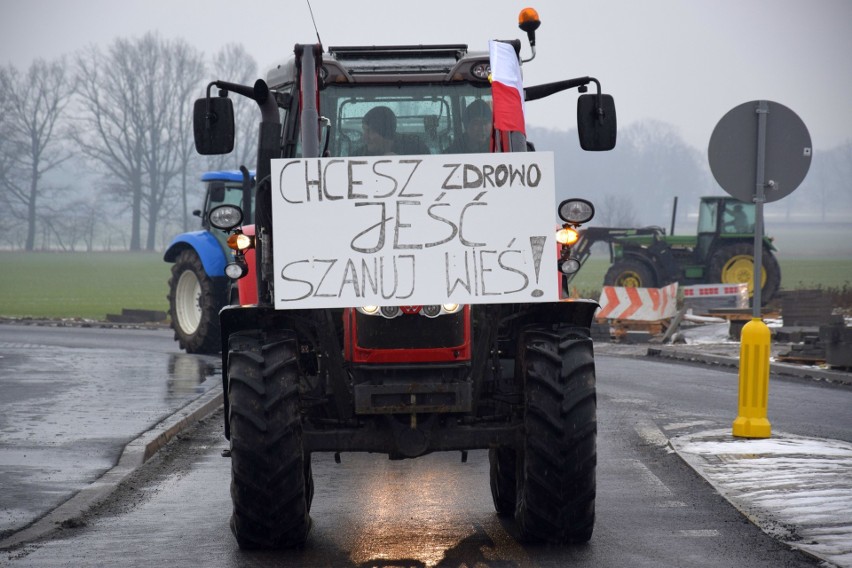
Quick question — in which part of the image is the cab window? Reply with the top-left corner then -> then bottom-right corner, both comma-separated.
317,84 -> 492,157
697,200 -> 718,233
721,201 -> 754,234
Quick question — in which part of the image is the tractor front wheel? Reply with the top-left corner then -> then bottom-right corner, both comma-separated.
167,249 -> 225,354
515,326 -> 597,543
228,331 -> 311,549
707,243 -> 781,303
603,258 -> 657,288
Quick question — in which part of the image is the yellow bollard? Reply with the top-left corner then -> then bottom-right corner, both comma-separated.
732,318 -> 772,438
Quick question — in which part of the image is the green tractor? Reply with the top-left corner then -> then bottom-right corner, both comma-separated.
568,196 -> 781,303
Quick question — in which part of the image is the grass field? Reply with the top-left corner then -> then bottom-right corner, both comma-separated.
0,252 -> 170,320
0,251 -> 849,320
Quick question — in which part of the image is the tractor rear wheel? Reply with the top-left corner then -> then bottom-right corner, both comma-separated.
488,446 -> 517,516
167,249 -> 225,354
603,258 -> 657,288
707,242 -> 781,303
227,331 -> 311,549
515,326 -> 597,543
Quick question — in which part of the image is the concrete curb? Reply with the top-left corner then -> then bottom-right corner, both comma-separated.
646,346 -> 852,386
0,384 -> 223,551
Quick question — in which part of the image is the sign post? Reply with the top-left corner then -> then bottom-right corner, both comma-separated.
708,100 -> 811,439
751,101 -> 768,316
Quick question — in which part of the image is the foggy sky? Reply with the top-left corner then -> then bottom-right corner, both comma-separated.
2,0 -> 850,151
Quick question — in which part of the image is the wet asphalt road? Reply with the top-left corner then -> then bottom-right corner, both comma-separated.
0,324 -> 217,538
1,412 -> 822,568
4,324 -> 849,566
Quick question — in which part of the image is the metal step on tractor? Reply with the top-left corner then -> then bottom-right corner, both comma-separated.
565,196 -> 781,303
191,8 -> 618,549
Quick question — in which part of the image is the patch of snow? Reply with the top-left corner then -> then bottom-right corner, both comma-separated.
672,430 -> 852,567
680,322 -> 735,345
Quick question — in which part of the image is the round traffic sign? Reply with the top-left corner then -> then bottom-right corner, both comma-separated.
708,100 -> 811,203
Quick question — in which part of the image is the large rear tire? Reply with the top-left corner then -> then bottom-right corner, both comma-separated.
488,446 -> 517,516
707,242 -> 781,303
167,249 -> 225,354
515,326 -> 597,543
228,331 -> 311,549
603,258 -> 657,288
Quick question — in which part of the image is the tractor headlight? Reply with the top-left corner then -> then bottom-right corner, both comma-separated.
357,304 -> 463,318
380,306 -> 401,319
471,62 -> 491,80
422,304 -> 462,317
224,260 -> 248,279
559,258 -> 581,274
209,204 -> 244,230
422,305 -> 442,318
226,232 -> 254,251
558,199 -> 595,224
556,227 -> 580,245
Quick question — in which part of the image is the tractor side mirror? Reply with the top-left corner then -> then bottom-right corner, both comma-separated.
577,94 -> 617,151
193,96 -> 235,155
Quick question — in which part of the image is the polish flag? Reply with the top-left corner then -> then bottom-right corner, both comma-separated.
489,40 -> 525,135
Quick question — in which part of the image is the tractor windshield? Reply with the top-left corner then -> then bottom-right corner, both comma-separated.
205,181 -> 246,211
314,83 -> 493,157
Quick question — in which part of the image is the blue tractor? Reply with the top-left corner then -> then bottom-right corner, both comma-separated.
163,168 -> 254,353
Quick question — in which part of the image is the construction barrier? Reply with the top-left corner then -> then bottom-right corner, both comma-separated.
682,283 -> 748,313
596,282 -> 678,321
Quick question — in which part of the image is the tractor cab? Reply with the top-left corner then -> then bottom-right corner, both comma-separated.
697,196 -> 756,237
198,170 -> 255,250
696,196 -> 757,263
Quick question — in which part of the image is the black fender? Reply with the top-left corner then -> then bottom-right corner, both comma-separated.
496,299 -> 600,331
469,299 -> 600,405
218,305 -> 318,439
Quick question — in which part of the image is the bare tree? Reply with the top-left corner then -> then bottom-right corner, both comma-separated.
0,84 -> 18,244
39,197 -> 103,252
530,120 -> 712,227
140,37 -> 205,244
619,120 -> 710,226
168,43 -> 260,234
169,42 -> 217,233
74,43 -> 146,250
776,139 -> 852,222
596,194 -> 639,227
74,34 -> 205,251
0,59 -> 74,250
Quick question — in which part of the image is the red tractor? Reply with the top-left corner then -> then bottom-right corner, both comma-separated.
193,9 -> 616,549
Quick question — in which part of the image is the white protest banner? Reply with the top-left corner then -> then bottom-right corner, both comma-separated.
271,152 -> 558,309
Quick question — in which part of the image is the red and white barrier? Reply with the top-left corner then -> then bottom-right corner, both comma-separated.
596,282 -> 678,321
681,283 -> 748,310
